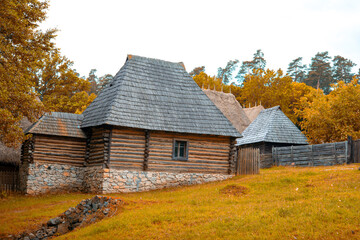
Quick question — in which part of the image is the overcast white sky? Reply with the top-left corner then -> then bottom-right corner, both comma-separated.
41,0 -> 360,81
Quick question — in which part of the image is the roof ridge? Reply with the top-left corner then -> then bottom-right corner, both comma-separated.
128,54 -> 184,67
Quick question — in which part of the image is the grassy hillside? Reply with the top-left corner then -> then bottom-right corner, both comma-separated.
1,165 -> 360,239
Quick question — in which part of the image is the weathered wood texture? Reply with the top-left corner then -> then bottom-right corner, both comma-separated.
238,142 -> 291,168
147,131 -> 231,174
235,147 -> 260,175
352,139 -> 360,163
0,168 -> 19,192
273,141 -> 348,167
109,127 -> 145,170
32,135 -> 86,166
88,127 -> 111,167
21,137 -> 34,163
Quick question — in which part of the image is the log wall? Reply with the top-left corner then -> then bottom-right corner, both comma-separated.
109,127 -> 145,170
148,131 -> 230,174
32,135 -> 86,166
21,137 -> 34,163
87,127 -> 111,167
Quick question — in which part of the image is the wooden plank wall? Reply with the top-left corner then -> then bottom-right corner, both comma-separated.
273,141 -> 348,167
33,135 -> 86,166
235,147 -> 260,175
0,168 -> 19,192
147,131 -> 230,174
109,127 -> 145,170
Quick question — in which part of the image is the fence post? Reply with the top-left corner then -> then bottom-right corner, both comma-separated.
347,136 -> 353,163
311,145 -> 314,166
333,143 -> 337,165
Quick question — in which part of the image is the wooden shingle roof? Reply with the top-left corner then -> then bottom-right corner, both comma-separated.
236,106 -> 308,145
81,55 -> 242,138
25,112 -> 86,139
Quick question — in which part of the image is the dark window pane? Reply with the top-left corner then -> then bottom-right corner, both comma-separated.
179,142 -> 185,157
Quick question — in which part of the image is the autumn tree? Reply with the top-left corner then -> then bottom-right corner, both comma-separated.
0,0 -> 56,147
287,57 -> 307,83
33,49 -> 96,113
332,55 -> 356,83
297,77 -> 360,143
239,69 -> 318,125
189,66 -> 205,77
217,59 -> 239,84
305,52 -> 334,94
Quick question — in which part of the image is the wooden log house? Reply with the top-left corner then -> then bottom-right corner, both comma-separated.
236,106 -> 308,168
22,113 -> 87,166
81,55 -> 242,174
20,55 -> 242,194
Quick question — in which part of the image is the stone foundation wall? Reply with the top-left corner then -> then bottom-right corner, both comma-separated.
102,168 -> 233,193
20,162 -> 85,195
20,163 -> 233,194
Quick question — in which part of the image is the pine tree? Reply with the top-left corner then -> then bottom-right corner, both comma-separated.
287,57 -> 307,82
235,49 -> 266,85
332,55 -> 356,83
305,52 -> 333,94
217,59 -> 239,85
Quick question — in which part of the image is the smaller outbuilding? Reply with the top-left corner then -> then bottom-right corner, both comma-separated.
236,106 -> 308,168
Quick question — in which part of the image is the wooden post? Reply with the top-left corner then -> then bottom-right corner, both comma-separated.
228,138 -> 236,174
333,143 -> 337,164
311,145 -> 314,166
291,146 -> 294,165
143,130 -> 150,171
347,136 -> 353,163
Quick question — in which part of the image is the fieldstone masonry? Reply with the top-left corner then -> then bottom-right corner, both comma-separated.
20,162 -> 233,195
102,169 -> 233,193
20,162 -> 84,194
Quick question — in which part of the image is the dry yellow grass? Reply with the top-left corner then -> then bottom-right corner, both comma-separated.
1,164 -> 360,239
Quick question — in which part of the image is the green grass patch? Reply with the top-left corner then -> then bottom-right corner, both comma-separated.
1,164 -> 360,239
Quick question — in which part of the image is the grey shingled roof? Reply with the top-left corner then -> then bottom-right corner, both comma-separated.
236,106 -> 308,145
82,55 -> 242,138
25,112 -> 86,139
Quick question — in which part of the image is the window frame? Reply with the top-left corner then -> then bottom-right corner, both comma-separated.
172,139 -> 189,161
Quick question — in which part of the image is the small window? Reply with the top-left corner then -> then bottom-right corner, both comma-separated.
173,140 -> 188,160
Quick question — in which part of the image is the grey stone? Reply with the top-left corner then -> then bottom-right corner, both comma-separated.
47,217 -> 61,226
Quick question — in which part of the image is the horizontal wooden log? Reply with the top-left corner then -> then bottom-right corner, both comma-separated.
34,151 -> 84,159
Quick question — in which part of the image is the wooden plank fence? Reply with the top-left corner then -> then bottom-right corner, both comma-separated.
272,141 -> 348,167
0,169 -> 19,193
235,147 -> 260,175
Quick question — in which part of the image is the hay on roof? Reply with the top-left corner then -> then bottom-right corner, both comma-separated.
203,90 -> 250,133
243,105 -> 265,123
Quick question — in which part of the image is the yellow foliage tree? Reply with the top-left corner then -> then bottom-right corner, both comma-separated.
239,69 -> 318,125
0,0 -> 55,147
298,77 -> 360,143
34,49 -> 96,114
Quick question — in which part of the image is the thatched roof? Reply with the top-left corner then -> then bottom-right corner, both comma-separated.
237,106 -> 308,146
243,105 -> 265,123
202,90 -> 250,133
0,118 -> 32,166
82,55 -> 241,138
25,112 -> 86,139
